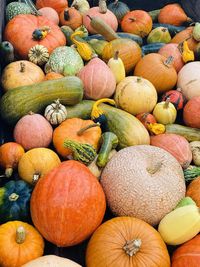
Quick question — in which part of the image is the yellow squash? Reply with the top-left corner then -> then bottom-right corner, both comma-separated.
107,51 -> 125,84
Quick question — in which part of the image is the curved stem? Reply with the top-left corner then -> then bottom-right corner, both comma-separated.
114,0 -> 119,5
114,50 -> 119,60
9,193 -> 19,202
99,0 -> 107,14
20,62 -> 25,72
16,226 -> 26,244
32,173 -> 40,184
77,123 -> 100,136
123,239 -> 142,256
129,17 -> 136,22
164,97 -> 170,108
5,167 -> 13,178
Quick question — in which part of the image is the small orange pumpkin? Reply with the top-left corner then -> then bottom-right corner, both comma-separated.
59,7 -> 82,30
44,72 -> 64,80
186,176 -> 200,208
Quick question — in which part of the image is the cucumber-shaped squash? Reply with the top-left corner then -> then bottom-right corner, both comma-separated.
165,124 -> 200,142
153,23 -> 186,36
141,42 -> 165,56
148,9 -> 160,22
0,77 -> 83,125
66,100 -> 150,148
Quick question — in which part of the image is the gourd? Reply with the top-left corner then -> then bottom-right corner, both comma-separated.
0,142 -> 25,178
165,124 -> 200,142
71,0 -> 90,15
107,50 -> 125,84
100,145 -> 186,225
193,22 -> 200,41
75,24 -> 88,37
114,76 -> 157,115
18,148 -> 61,184
14,113 -> 53,150
0,76 -> 84,125
161,88 -> 185,110
87,39 -> 108,57
136,112 -> 157,129
149,9 -> 160,22
1,60 -> 45,92
44,72 -> 64,80
0,221 -> 44,267
4,14 -> 66,59
153,99 -> 177,125
142,42 -> 165,56
53,118 -> 101,158
107,0 -> 130,23
28,45 -> 49,66
44,99 -> 67,125
186,176 -> 200,207
153,23 -> 186,37
150,133 -> 192,169
0,41 -> 15,66
60,25 -> 74,45
38,7 -> 59,25
184,166 -> 200,182
0,180 -> 32,224
30,160 -> 106,246
183,96 -> 200,128
190,141 -> 200,166
6,1 -> 33,21
181,40 -> 195,63
59,7 -> 82,30
147,27 -> 171,44
86,217 -> 170,267
36,0 -> 68,14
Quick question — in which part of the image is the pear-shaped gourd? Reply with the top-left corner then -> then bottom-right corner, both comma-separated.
193,22 -> 200,41
147,27 -> 171,44
107,51 -> 125,84
153,98 -> 177,125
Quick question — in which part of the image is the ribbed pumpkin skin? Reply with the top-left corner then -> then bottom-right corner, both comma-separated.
186,177 -> 200,207
100,145 -> 186,226
4,14 -> 66,59
30,160 -> 106,247
38,7 -> 60,25
36,0 -> 68,14
183,96 -> 200,128
86,217 -> 170,267
171,234 -> 200,267
150,133 -> 192,169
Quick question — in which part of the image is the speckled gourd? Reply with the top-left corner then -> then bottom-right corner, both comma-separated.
6,2 -> 33,21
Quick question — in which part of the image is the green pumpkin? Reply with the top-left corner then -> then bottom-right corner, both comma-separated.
0,180 -> 32,224
6,2 -> 33,21
44,46 -> 84,75
147,27 -> 171,44
108,0 -> 130,23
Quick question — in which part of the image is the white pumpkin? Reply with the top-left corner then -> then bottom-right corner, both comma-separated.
100,145 -> 186,226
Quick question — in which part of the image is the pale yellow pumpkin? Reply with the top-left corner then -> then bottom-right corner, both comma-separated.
153,99 -> 177,125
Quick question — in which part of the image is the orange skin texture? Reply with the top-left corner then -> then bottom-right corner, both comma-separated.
59,7 -> 83,30
186,177 -> 200,208
36,0 -> 68,14
183,96 -> 200,128
44,72 -> 64,80
38,7 -> 60,25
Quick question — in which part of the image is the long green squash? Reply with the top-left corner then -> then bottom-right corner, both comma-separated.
66,100 -> 150,148
0,76 -> 83,125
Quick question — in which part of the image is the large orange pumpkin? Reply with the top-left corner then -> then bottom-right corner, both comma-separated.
36,0 -> 68,14
30,160 -> 106,247
86,216 -> 170,267
4,14 -> 66,59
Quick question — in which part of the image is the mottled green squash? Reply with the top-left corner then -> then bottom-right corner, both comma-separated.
6,2 -> 33,21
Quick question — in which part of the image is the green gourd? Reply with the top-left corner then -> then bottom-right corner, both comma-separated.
6,2 -> 33,21
147,27 -> 171,44
87,39 -> 108,57
183,166 -> 200,182
0,41 -> 15,66
60,26 -> 74,46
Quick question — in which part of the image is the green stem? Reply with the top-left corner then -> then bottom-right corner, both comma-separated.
77,123 -> 100,136
9,193 -> 19,202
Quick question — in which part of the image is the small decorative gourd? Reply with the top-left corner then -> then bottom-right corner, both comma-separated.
6,2 -> 33,21
147,27 -> 171,44
75,24 -> 89,37
28,44 -> 49,66
107,0 -> 130,23
153,98 -> 177,125
107,51 -> 125,84
71,0 -> 90,15
193,22 -> 200,41
44,99 -> 68,125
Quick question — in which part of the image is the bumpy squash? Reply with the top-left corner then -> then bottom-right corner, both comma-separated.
6,2 -> 33,21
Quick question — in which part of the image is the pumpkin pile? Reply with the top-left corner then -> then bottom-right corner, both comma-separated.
1,0 -> 200,266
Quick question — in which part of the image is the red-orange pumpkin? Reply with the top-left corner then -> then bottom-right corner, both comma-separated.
136,112 -> 157,129
150,133 -> 192,169
4,14 -> 66,59
36,0 -> 68,14
121,10 -> 153,37
161,88 -> 186,110
59,7 -> 83,30
38,7 -> 60,25
186,176 -> 200,207
171,234 -> 200,267
30,160 -> 106,247
183,96 -> 200,128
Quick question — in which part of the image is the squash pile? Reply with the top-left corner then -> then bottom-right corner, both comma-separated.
1,0 -> 200,266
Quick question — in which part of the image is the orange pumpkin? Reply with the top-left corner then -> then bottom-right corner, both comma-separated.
4,14 -> 66,59
36,0 -> 68,14
30,160 -> 106,247
183,96 -> 200,128
186,176 -> 200,207
53,118 -> 102,158
59,7 -> 82,30
86,216 -> 170,267
44,72 -> 64,80
121,10 -> 153,37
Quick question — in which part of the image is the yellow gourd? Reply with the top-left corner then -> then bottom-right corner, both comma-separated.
107,51 -> 126,84
153,98 -> 177,125
180,40 -> 194,63
147,123 -> 166,135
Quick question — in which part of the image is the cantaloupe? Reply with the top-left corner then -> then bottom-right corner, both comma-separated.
100,145 -> 186,226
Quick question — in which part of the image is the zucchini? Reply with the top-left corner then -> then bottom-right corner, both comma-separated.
142,42 -> 165,56
66,100 -> 150,148
165,124 -> 200,142
0,77 -> 84,125
148,9 -> 160,22
153,23 -> 186,37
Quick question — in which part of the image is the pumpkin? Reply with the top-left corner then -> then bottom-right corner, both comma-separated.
0,180 -> 32,224
186,176 -> 200,207
114,76 -> 157,115
18,148 -> 61,184
4,14 -> 66,59
28,45 -> 49,66
71,0 -> 90,15
107,0 -> 130,23
134,54 -> 177,94
121,10 -> 153,37
1,60 -> 45,92
30,160 -> 106,246
77,57 -> 116,100
147,27 -> 171,44
153,99 -> 177,125
190,141 -> 200,166
171,234 -> 200,267
177,62 -> 200,100
102,38 -> 142,73
59,7 -> 82,30
22,255 -> 81,267
83,0 -> 118,34
44,99 -> 68,125
100,145 -> 186,226
161,88 -> 186,110
0,221 -> 44,267
158,43 -> 184,72
53,118 -> 101,158
36,0 -> 68,14
86,216 -> 170,267
158,4 -> 191,26
150,133 -> 192,169
38,7 -> 59,24
183,96 -> 200,128
14,113 -> 53,151
44,72 -> 64,80
6,2 -> 33,21
136,112 -> 157,129
0,142 -> 25,178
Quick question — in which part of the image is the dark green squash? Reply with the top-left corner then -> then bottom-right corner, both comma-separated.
0,41 -> 15,66
0,180 -> 32,224
141,42 -> 165,56
108,0 -> 130,23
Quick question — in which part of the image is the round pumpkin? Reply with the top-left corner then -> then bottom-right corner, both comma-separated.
4,14 -> 66,59
44,72 -> 64,80
161,88 -> 186,110
186,176 -> 200,208
53,118 -> 101,158
86,216 -> 170,267
1,60 -> 45,91
18,148 -> 61,185
134,53 -> 177,93
100,145 -> 186,226
0,221 -> 44,267
30,160 -> 106,247
107,0 -> 130,23
14,113 -> 53,151
36,0 -> 68,14
114,76 -> 157,115
183,96 -> 200,128
136,112 -> 157,129
153,99 -> 177,125
59,7 -> 82,30
38,7 -> 60,25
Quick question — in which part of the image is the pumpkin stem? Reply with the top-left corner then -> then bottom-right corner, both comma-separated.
114,0 -> 119,5
99,0 -> 107,14
136,77 -> 142,83
161,27 -> 167,32
28,111 -> 35,115
5,167 -> 13,178
87,15 -> 92,20
164,97 -> 170,108
20,62 -> 25,72
9,193 -> 19,202
54,99 -> 62,111
146,162 -> 162,174
129,17 -> 136,22
114,51 -> 119,60
16,226 -> 26,244
123,239 -> 142,256
77,123 -> 101,136
163,56 -> 174,68
64,10 -> 70,21
141,112 -> 149,120
32,173 -> 40,184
